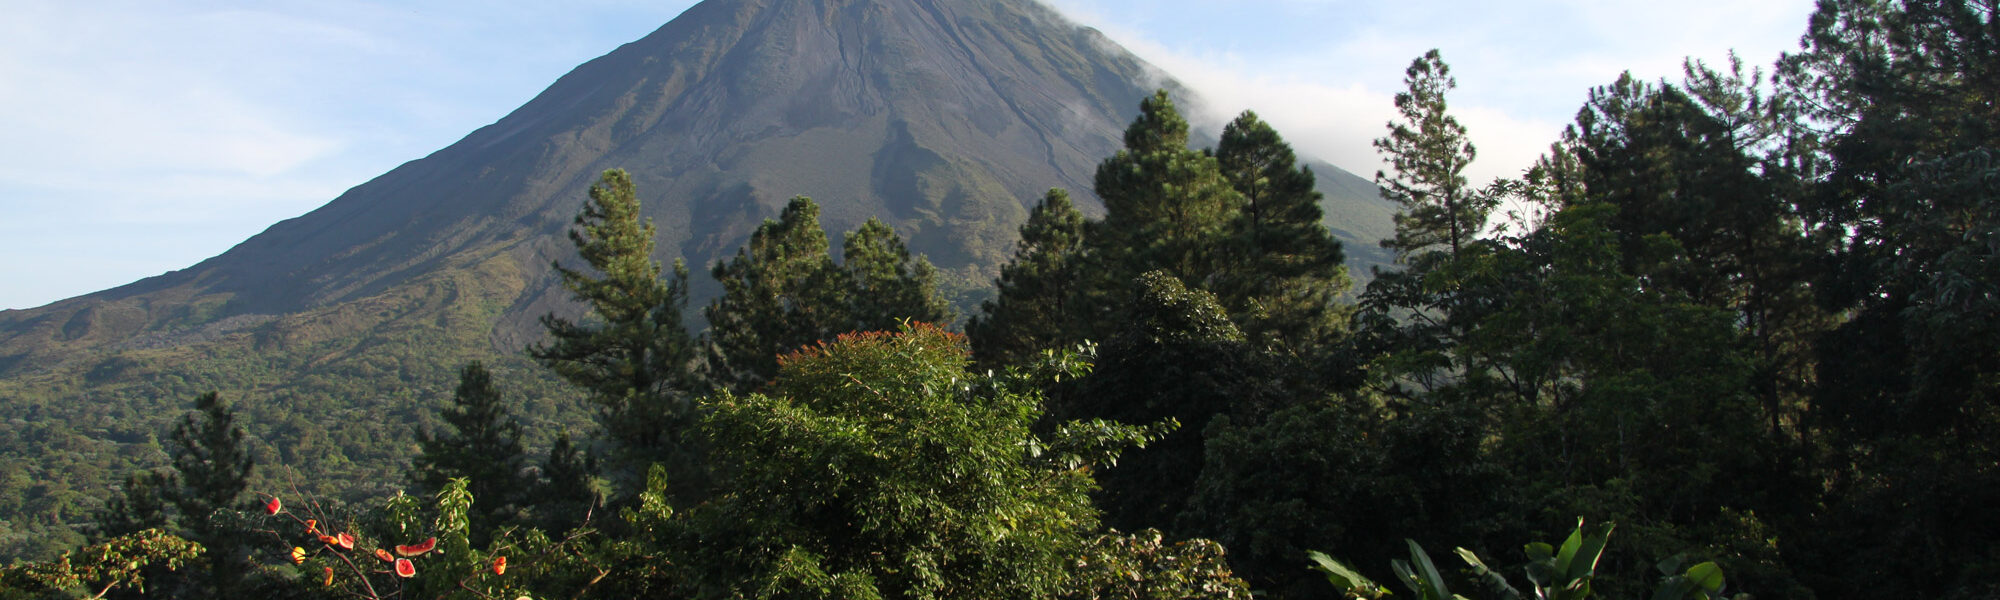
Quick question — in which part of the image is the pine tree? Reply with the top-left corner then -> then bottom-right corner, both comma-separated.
1358,50 -> 1503,394
839,217 -> 952,331
1215,110 -> 1352,351
166,391 -> 254,595
1374,49 -> 1494,260
97,471 -> 172,539
532,431 -> 599,534
705,196 -> 846,392
168,392 -> 253,528
1090,90 -> 1243,293
532,169 -> 703,471
967,188 -> 1090,367
411,362 -> 530,542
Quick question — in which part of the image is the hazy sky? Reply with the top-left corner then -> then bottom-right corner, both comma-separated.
0,0 -> 1816,310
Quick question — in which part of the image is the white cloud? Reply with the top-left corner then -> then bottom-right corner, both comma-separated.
1039,0 -> 1814,187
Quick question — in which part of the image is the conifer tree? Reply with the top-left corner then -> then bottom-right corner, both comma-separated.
533,431 -> 599,534
96,471 -> 172,539
967,189 -> 1089,367
168,392 -> 253,529
1374,49 -> 1494,259
532,168 -> 702,491
839,217 -> 951,331
1090,90 -> 1243,294
166,391 -> 254,595
705,196 -> 846,392
411,361 -> 530,542
1215,111 -> 1352,349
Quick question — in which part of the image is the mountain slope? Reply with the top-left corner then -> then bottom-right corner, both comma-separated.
0,0 -> 1392,559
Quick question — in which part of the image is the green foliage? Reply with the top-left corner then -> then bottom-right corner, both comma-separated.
94,472 -> 171,540
1184,394 -> 1505,598
1067,271 -> 1274,532
1772,1 -> 2000,595
533,168 -> 705,489
410,362 -> 531,543
1309,522 -> 1740,600
0,529 -> 202,599
1214,111 -> 1353,353
706,197 -> 950,394
683,323 -> 1116,599
530,430 -> 599,535
163,391 -> 257,595
167,392 -> 253,527
1063,529 -> 1250,600
705,196 -> 848,392
1090,91 -> 1243,295
840,218 -> 953,332
1374,49 -> 1496,259
967,189 -> 1090,368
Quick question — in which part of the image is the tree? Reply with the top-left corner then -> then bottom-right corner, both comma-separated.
1214,111 -> 1356,391
1774,2 -> 2000,594
1089,90 -> 1243,297
707,199 -> 952,392
530,430 -> 599,535
1215,111 -> 1351,340
676,324 -> 1185,599
411,362 -> 531,543
967,189 -> 1090,368
839,217 -> 952,331
1357,50 -> 1505,396
1374,49 -> 1494,260
531,168 -> 703,489
165,391 -> 254,595
95,471 -> 172,540
1069,271 -> 1280,533
705,196 -> 846,392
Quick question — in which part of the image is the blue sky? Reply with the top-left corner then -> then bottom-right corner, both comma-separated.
0,0 -> 1816,310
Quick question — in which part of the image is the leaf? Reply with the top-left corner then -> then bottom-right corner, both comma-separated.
1308,550 -> 1381,593
1684,562 -> 1724,592
1403,539 -> 1453,600
1456,547 -> 1523,600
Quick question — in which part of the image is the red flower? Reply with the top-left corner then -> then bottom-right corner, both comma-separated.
394,558 -> 416,578
395,537 -> 438,557
322,566 -> 334,587
373,548 -> 395,563
492,555 -> 507,575
265,496 -> 282,515
335,532 -> 356,550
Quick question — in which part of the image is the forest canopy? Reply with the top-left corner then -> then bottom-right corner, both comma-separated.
5,1 -> 1998,598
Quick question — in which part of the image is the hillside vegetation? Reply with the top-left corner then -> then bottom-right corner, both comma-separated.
5,0 -> 1998,599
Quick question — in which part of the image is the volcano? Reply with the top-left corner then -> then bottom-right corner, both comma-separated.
0,0 -> 1392,552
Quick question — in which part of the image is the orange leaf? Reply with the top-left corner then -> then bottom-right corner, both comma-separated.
289,546 -> 306,564
373,548 -> 395,563
322,566 -> 334,587
304,519 -> 318,535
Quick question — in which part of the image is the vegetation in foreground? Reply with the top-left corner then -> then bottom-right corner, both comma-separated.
4,1 -> 1998,597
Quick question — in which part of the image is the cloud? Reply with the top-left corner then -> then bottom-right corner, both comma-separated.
1037,0 -> 1814,186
